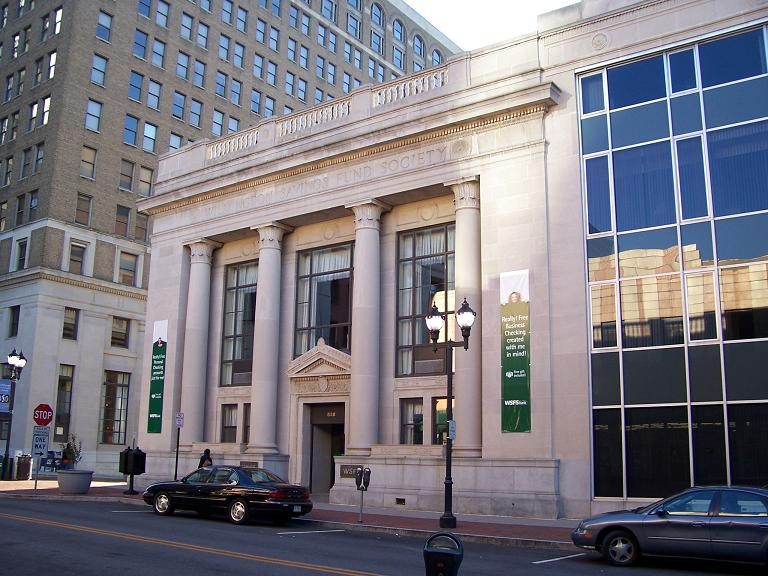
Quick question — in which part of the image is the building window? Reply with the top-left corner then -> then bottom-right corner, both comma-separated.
346,14 -> 360,39
294,243 -> 353,356
136,213 -> 148,242
96,11 -> 112,42
172,91 -> 186,119
414,35 -> 424,57
147,80 -> 161,110
8,305 -> 20,337
396,223 -> 455,376
142,122 -> 157,153
212,109 -> 224,136
62,308 -> 79,340
393,19 -> 405,42
15,238 -> 27,270
256,18 -> 266,43
133,29 -> 148,59
221,404 -> 237,442
250,90 -> 261,114
68,243 -> 85,275
119,252 -> 138,287
91,53 -> 107,85
111,317 -> 129,347
431,49 -> 443,66
400,398 -> 423,444
193,60 -> 206,87
54,365 -> 74,442
119,159 -> 134,191
370,30 -> 383,55
189,99 -> 202,128
156,1 -> 169,27
264,96 -> 275,117
48,50 -> 57,78
267,61 -> 277,85
231,79 -> 242,105
582,26 -> 768,499
215,70 -> 227,96
75,194 -> 91,225
138,166 -> 153,196
221,0 -> 233,24
432,397 -> 452,444
236,7 -> 248,32
234,42 -> 245,68
0,201 -> 6,231
175,52 -> 190,80
115,205 -> 130,237
222,261 -> 257,387
152,39 -> 166,68
80,146 -> 96,179
218,34 -> 230,61
100,371 -> 129,444
180,13 -> 193,40
322,0 -> 337,22
242,403 -> 251,443
85,99 -> 102,132
269,26 -> 279,51
197,22 -> 209,49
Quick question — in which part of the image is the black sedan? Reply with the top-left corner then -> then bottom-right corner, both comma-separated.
142,465 -> 313,525
572,486 -> 768,567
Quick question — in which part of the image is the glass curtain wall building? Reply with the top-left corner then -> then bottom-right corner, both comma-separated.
581,26 -> 768,498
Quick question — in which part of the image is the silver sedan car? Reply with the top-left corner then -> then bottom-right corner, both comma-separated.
572,486 -> 768,566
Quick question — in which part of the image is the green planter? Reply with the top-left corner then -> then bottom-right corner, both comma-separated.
57,470 -> 94,495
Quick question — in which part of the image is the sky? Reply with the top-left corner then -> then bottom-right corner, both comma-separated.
404,0 -> 578,51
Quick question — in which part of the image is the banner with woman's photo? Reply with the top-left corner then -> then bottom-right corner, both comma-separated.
500,270 -> 531,432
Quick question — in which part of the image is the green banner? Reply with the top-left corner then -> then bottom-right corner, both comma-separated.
501,270 -> 531,432
147,338 -> 166,433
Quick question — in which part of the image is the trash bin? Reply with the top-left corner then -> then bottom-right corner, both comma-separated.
119,447 -> 146,476
423,532 -> 464,576
15,454 -> 32,480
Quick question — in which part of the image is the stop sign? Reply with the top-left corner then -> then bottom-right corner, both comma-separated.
33,403 -> 54,426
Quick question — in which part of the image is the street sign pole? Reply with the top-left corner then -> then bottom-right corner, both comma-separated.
31,425 -> 50,491
174,412 -> 184,480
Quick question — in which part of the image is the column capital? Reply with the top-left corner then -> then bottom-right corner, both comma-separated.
252,222 -> 293,251
185,239 -> 221,265
445,176 -> 480,210
346,200 -> 390,231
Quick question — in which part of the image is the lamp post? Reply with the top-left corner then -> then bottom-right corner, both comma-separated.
2,349 -> 27,480
425,298 -> 476,529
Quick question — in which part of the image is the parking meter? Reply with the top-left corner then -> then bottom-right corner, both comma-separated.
362,467 -> 371,491
354,466 -> 364,490
423,532 -> 463,576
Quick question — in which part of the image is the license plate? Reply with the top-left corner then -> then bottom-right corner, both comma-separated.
293,505 -> 301,513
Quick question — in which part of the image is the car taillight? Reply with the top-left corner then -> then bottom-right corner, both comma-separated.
272,487 -> 308,499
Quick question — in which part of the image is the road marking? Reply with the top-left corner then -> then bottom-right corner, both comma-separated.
0,512 -> 382,575
532,553 -> 585,564
110,510 -> 149,513
277,529 -> 346,535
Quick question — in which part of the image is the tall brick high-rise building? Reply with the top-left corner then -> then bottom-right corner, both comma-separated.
0,0 -> 458,476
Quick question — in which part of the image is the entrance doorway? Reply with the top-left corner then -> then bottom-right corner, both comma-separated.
309,403 -> 345,496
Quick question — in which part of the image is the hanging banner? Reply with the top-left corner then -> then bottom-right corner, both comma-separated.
0,379 -> 10,413
500,270 -> 531,432
147,320 -> 168,433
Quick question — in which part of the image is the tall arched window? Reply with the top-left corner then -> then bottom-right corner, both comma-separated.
393,19 -> 405,42
371,3 -> 383,27
431,49 -> 442,65
413,34 -> 424,57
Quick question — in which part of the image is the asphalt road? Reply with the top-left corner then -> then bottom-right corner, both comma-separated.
0,499 -> 764,575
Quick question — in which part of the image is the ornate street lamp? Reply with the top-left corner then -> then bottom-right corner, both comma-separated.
2,349 -> 27,480
425,298 -> 476,529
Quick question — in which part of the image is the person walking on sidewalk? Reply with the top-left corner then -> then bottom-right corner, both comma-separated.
198,448 -> 212,469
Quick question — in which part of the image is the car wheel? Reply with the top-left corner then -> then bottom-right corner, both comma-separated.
153,493 -> 174,516
228,498 -> 249,525
602,530 -> 639,567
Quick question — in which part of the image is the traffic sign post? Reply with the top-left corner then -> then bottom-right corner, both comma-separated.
174,412 -> 184,481
33,403 -> 53,426
32,424 -> 50,491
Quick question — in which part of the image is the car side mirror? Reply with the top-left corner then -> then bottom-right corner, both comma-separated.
656,508 -> 668,517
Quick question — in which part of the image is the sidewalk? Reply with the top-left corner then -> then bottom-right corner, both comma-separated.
0,476 -> 578,551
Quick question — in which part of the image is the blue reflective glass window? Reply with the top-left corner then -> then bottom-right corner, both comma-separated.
669,49 -> 696,93
613,141 -> 676,231
715,212 -> 768,265
586,156 -> 611,233
610,101 -> 669,148
681,222 -> 713,269
581,73 -> 604,114
671,93 -> 702,135
677,137 -> 708,219
703,76 -> 768,129
617,227 -> 678,278
699,28 -> 767,88
581,115 -> 608,154
607,55 -> 666,109
708,120 -> 768,216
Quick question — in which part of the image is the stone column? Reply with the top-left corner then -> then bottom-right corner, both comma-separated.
249,223 -> 291,453
346,201 -> 389,455
447,177 -> 482,457
179,239 -> 220,444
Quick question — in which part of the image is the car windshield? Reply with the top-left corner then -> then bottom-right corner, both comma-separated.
242,468 -> 284,483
